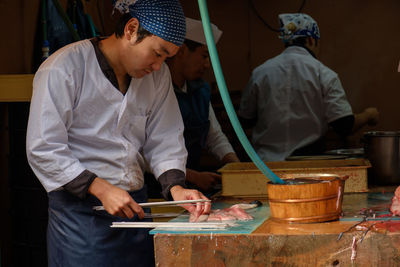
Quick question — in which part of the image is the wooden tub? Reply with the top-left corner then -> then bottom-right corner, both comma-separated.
267,174 -> 348,223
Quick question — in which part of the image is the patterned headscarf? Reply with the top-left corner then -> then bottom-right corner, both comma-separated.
113,0 -> 186,46
279,13 -> 320,42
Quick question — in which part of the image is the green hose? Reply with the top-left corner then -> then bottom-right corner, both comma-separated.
197,0 -> 284,184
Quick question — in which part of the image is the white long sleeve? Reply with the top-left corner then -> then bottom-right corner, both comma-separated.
205,104 -> 235,160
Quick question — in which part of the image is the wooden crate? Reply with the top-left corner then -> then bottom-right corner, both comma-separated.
218,159 -> 371,197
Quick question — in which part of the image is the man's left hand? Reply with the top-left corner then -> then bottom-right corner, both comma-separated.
169,185 -> 211,220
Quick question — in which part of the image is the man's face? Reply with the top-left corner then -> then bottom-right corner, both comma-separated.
182,45 -> 211,81
122,34 -> 179,79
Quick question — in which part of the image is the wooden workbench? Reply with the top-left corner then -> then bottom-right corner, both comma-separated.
153,191 -> 400,266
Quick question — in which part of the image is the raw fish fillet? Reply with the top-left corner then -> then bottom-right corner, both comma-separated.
390,186 -> 400,216
190,204 -> 253,222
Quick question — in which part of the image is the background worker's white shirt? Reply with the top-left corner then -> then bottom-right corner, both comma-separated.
27,39 -> 187,192
206,104 -> 235,160
181,82 -> 235,161
239,46 -> 353,162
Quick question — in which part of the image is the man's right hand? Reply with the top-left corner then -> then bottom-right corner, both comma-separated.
88,177 -> 144,219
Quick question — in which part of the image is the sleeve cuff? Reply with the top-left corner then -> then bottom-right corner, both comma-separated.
158,169 -> 186,200
63,170 -> 97,199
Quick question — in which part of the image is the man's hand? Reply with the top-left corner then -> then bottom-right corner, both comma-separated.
353,107 -> 379,132
364,107 -> 379,126
221,152 -> 240,165
88,177 -> 144,219
170,185 -> 211,221
186,169 -> 221,192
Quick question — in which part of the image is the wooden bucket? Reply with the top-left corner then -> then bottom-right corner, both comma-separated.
267,174 -> 348,223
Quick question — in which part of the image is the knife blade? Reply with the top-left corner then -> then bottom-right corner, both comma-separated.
143,212 -> 184,218
93,199 -> 211,211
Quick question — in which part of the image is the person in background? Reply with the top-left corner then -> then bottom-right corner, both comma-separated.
26,1 -> 210,266
167,17 -> 240,192
238,13 -> 379,162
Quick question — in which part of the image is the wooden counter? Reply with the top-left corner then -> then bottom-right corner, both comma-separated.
153,192 -> 400,266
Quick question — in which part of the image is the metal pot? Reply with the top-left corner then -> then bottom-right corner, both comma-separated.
363,131 -> 400,185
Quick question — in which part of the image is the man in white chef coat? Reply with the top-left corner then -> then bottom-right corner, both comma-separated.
26,0 -> 210,266
166,18 -> 240,192
239,13 -> 379,162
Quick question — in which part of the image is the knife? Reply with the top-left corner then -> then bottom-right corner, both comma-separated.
93,199 -> 211,211
143,212 -> 185,218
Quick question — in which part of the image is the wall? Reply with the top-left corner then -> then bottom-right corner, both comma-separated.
180,0 -> 400,133
1,0 -> 398,131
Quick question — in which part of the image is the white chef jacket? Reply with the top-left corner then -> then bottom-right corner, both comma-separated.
181,82 -> 235,161
239,46 -> 353,162
27,39 -> 187,193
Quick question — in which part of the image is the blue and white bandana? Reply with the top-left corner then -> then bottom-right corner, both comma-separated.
279,13 -> 320,42
113,0 -> 186,46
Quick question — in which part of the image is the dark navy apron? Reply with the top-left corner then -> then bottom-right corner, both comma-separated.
174,79 -> 211,170
47,186 -> 154,267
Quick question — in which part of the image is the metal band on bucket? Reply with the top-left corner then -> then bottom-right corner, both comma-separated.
270,212 -> 340,222
268,194 -> 338,203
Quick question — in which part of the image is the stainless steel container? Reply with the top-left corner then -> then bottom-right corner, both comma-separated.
363,131 -> 400,185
